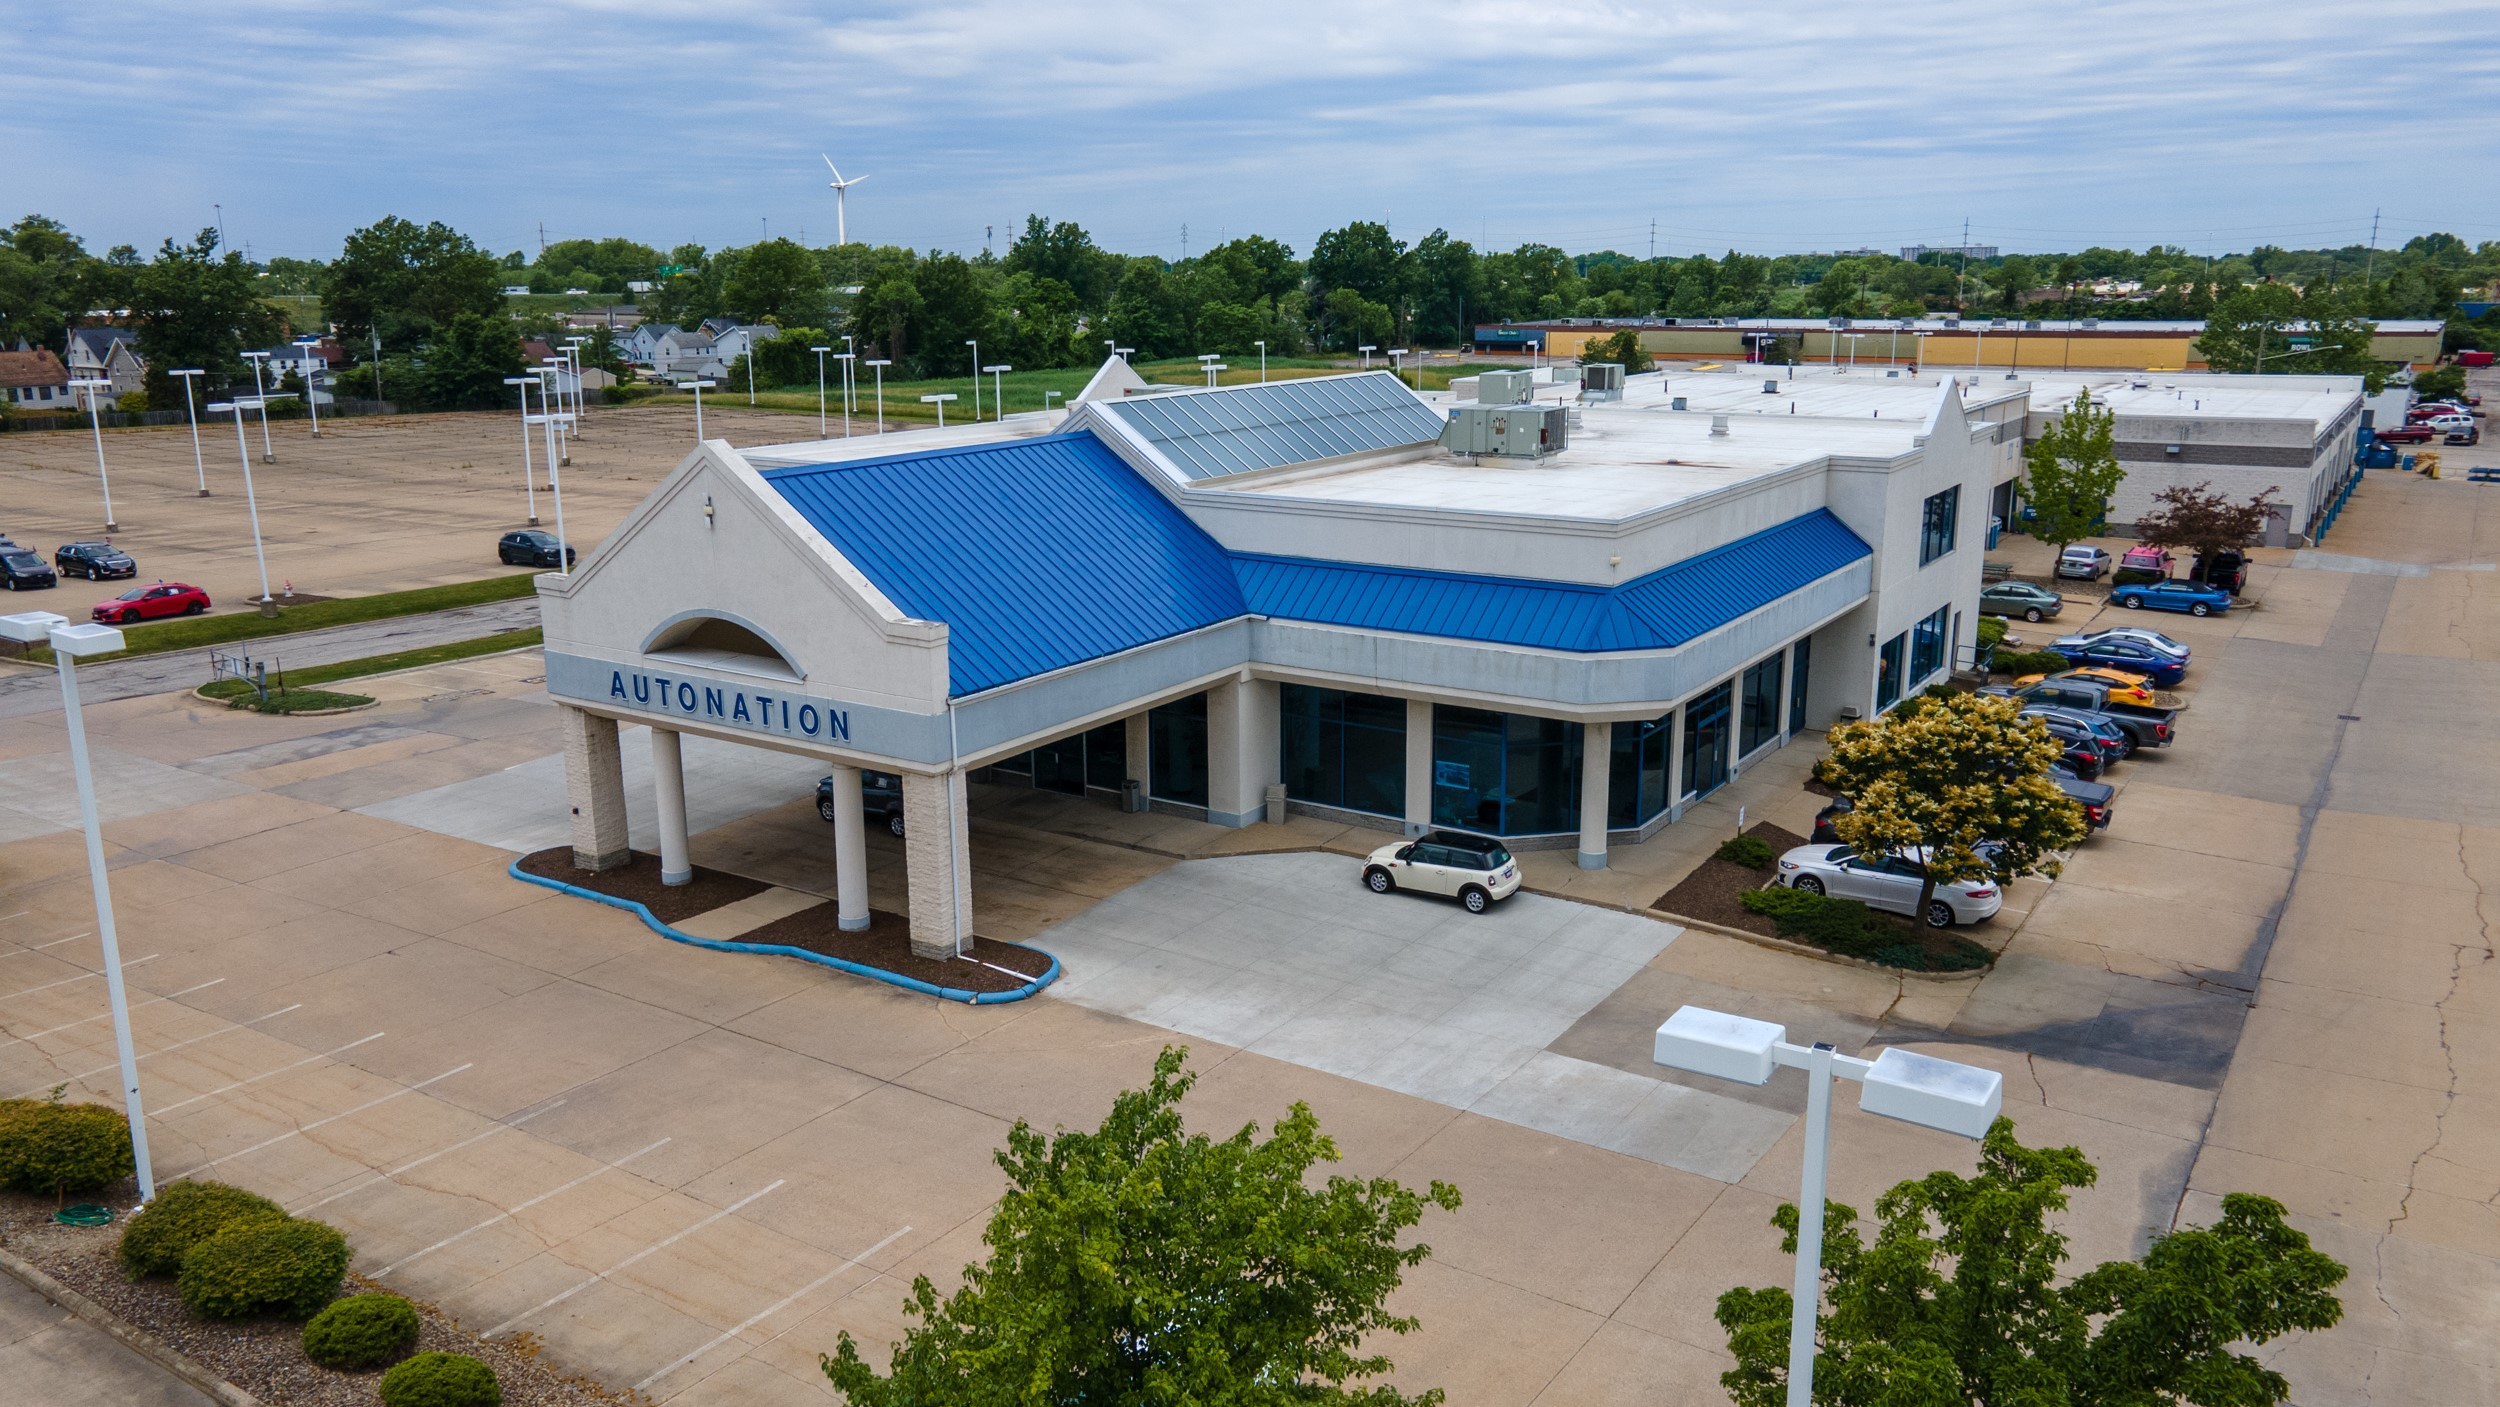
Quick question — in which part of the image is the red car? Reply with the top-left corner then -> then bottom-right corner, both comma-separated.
91,581 -> 210,624
2374,423 -> 2437,445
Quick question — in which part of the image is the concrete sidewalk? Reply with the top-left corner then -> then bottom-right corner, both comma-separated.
0,1270 -> 216,1407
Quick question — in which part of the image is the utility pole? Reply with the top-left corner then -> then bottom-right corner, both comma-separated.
1181,223 -> 1188,261
2363,208 -> 2381,292
1649,218 -> 1656,262
1956,216 -> 1970,311
538,222 -> 546,257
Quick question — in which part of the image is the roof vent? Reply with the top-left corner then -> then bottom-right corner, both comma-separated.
1710,414 -> 1730,437
1671,396 -> 1688,411
1762,379 -> 1780,395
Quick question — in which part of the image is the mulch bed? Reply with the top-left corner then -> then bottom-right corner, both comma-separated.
0,1189 -> 634,1407
736,904 -> 1054,994
1655,821 -> 1809,941
517,847 -> 767,925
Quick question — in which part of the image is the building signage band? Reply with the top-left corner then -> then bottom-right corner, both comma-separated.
605,665 -> 848,741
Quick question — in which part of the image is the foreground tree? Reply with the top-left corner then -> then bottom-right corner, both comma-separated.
132,228 -> 281,404
823,1047 -> 1462,1407
1817,691 -> 2086,924
1716,1119 -> 2346,1407
320,216 -> 504,349
2021,389 -> 2125,558
2133,480 -> 2282,576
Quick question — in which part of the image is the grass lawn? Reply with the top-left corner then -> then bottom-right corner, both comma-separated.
11,573 -> 539,666
212,685 -> 377,714
196,626 -> 542,701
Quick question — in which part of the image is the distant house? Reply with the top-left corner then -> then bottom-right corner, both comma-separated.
254,340 -> 340,405
66,327 -> 146,396
623,323 -> 674,364
648,327 -> 725,379
709,323 -> 780,367
697,316 -> 741,340
0,345 -> 72,408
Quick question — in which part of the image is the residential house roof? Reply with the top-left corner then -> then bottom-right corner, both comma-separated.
0,349 -> 70,389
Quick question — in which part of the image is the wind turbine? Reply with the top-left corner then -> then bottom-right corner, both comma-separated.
822,156 -> 868,245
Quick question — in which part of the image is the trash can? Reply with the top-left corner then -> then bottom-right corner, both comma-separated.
1121,778 -> 1147,814
1264,782 -> 1289,825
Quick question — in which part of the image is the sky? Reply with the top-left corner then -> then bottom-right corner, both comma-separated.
10,1 -> 2498,266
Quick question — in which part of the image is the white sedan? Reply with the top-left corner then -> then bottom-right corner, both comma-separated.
1363,831 -> 1522,914
1771,845 -> 2001,929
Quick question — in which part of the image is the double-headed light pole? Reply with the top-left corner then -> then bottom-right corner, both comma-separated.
207,396 -> 287,616
171,368 -> 209,496
1653,1006 -> 2002,1407
71,378 -> 117,532
1,609 -> 157,1204
865,359 -> 890,433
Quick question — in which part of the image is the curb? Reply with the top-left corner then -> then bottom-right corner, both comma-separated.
507,860 -> 1059,1004
0,1245 -> 264,1407
1647,907 -> 1992,983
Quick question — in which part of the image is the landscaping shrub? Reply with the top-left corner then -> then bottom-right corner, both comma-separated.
302,1292 -> 422,1369
1740,885 -> 1990,973
0,1097 -> 134,1200
177,1216 -> 351,1320
380,1351 -> 502,1407
1992,648 -> 2072,677
119,1179 -> 288,1277
1715,834 -> 1774,869
1975,615 -> 2008,649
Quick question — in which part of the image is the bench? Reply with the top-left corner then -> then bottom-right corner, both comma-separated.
2468,467 -> 2500,484
1982,560 -> 2014,581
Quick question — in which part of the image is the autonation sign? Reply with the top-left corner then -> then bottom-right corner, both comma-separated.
543,651 -> 880,747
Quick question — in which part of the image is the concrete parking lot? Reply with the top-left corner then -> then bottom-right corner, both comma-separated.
0,389 -> 2495,1402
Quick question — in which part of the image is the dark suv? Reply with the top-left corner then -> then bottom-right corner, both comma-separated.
497,530 -> 577,568
816,770 -> 906,836
1,548 -> 56,590
55,542 -> 135,580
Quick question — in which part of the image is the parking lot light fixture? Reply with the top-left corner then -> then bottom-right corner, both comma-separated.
686,379 -> 717,442
71,378 -> 118,532
172,369 -> 209,495
866,359 -> 890,432
208,400 -> 281,614
1388,348 -> 1411,389
294,337 -> 325,435
811,346 -> 833,435
501,376 -> 540,525
1358,344 -> 1376,368
982,364 -> 1010,419
1653,1005 -> 2002,1407
832,353 -> 856,437
1255,340 -> 1267,382
965,340 -> 981,420
563,337 -> 591,432
919,392 -> 957,427
0,611 -> 154,1202
241,350 -> 275,461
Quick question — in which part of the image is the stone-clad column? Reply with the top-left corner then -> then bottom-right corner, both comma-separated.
560,705 -> 630,871
902,770 -> 972,958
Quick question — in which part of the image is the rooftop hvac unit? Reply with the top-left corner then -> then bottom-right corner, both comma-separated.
1827,316 -> 1849,329
1581,363 -> 1625,400
2024,320 -> 2043,330
2080,318 -> 2100,329
1440,403 -> 1569,462
1671,396 -> 1688,410
1762,379 -> 1780,394
1476,368 -> 1534,405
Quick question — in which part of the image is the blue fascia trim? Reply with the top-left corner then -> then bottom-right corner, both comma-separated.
507,859 -> 1059,1005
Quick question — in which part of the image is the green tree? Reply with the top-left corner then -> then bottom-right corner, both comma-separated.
823,1047 -> 1462,1407
1716,1119 -> 2345,1407
1308,222 -> 1406,309
2196,286 -> 2386,391
847,265 -> 924,365
411,311 -> 522,410
131,228 -> 282,404
1815,691 -> 2085,922
909,252 -> 992,377
1104,261 -> 1187,360
0,215 -> 101,353
1004,216 -> 1116,312
2021,389 -> 2125,555
723,238 -> 828,325
1585,327 -> 1653,374
321,216 -> 503,347
1319,287 -> 1392,355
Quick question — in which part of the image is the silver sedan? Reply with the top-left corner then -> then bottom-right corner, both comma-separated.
1771,845 -> 2002,928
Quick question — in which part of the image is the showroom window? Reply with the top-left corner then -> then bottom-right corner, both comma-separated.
1877,634 -> 1905,711
1788,637 -> 1812,734
1149,692 -> 1209,807
1919,485 -> 1960,565
1739,654 -> 1784,757
1909,604 -> 1950,685
1280,685 -> 1407,818
1607,712 -> 1673,829
1431,706 -> 1583,836
1681,683 -> 1733,799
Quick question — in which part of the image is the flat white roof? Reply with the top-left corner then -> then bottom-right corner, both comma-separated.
2020,374 -> 2359,428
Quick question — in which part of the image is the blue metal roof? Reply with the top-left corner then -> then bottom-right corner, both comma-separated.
762,434 -> 1245,697
1234,510 -> 1870,653
761,431 -> 1868,694
1095,373 -> 1445,481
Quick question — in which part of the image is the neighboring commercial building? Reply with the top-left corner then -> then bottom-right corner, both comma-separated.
538,362 -> 1994,958
1476,316 -> 2446,372
1900,244 -> 1998,261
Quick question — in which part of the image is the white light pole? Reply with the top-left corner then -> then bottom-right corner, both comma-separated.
563,336 -> 590,433
1255,340 -> 1267,382
71,378 -> 118,532
1196,352 -> 1220,387
811,345 -> 833,436
294,337 -> 324,435
1358,344 -> 1377,369
241,350 -> 275,462
982,363 -> 1010,418
540,362 -> 571,467
1044,390 -> 1062,414
502,376 -> 540,525
0,611 -> 155,1203
866,359 -> 889,433
965,340 -> 981,419
742,332 -> 757,404
1388,348 -> 1412,390
840,334 -> 857,419
1202,361 -> 1229,387
1112,345 -> 1134,364
209,399 -> 281,615
172,369 -> 208,496
686,378 -> 717,441
1652,1006 -> 2002,1407
920,392 -> 956,427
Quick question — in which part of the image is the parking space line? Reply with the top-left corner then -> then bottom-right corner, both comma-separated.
171,1063 -> 473,1179
152,1032 -> 384,1115
27,932 -> 91,950
375,1136 -> 672,1277
16,1002 -> 298,1098
0,954 -> 158,1003
484,1180 -> 786,1339
632,1225 -> 911,1392
0,978 -> 225,1047
290,1100 -> 567,1214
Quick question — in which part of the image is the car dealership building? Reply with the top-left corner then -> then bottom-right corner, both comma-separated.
538,361 -> 2002,958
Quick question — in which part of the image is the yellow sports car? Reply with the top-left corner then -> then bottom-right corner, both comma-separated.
2012,667 -> 2159,707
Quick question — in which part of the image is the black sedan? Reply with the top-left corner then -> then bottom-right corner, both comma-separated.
54,542 -> 135,580
816,771 -> 907,836
497,530 -> 577,568
1,549 -> 57,590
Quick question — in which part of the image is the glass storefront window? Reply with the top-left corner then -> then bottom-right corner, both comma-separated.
1739,654 -> 1783,757
1280,685 -> 1407,818
1608,713 -> 1672,829
1681,682 -> 1732,799
1877,634 -> 1905,711
1430,706 -> 1583,835
1150,693 -> 1209,806
1031,734 -> 1087,795
1788,637 -> 1812,734
1910,605 -> 1949,685
1085,723 -> 1126,792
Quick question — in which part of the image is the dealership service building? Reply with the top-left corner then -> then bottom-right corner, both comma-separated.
539,363 -> 2007,957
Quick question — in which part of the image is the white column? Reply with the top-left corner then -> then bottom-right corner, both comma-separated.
902,770 -> 972,958
560,706 -> 630,871
1403,698 -> 1433,836
651,727 -> 690,885
1578,721 -> 1611,870
829,764 -> 870,931
1664,706 -> 1688,822
1125,712 -> 1150,788
1205,677 -> 1279,827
